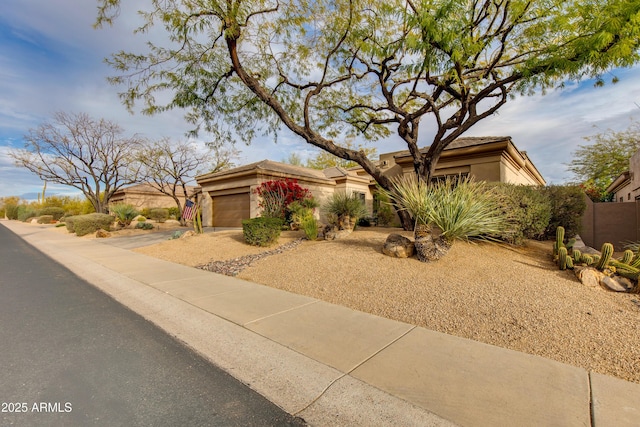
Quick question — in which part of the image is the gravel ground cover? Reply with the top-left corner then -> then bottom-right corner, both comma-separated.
128,226 -> 640,384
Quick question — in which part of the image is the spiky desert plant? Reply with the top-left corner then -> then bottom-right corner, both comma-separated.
596,243 -> 614,271
558,246 -> 569,270
110,203 -> 139,227
621,250 -> 634,265
322,192 -> 368,227
573,249 -> 582,263
384,175 -> 510,242
554,226 -> 565,257
581,254 -> 594,265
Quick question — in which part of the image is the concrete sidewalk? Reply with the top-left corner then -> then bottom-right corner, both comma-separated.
2,220 -> 638,426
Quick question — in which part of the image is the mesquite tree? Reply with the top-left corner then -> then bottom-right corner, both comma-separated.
10,111 -> 144,213
96,0 -> 640,228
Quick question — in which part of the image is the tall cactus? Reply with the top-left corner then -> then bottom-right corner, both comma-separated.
596,243 -> 614,271
558,247 -> 569,270
554,226 -> 565,257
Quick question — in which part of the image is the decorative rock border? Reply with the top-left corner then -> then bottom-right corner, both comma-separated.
197,238 -> 305,276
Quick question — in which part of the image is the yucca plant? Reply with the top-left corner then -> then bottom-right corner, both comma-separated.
384,175 -> 511,242
110,203 -> 139,227
322,192 -> 368,229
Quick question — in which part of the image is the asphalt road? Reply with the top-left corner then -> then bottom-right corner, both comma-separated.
0,225 -> 306,426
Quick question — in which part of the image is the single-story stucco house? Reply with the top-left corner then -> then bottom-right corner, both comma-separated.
110,183 -> 197,211
195,136 -> 545,228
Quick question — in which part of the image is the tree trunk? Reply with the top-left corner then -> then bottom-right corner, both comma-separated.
413,223 -> 451,262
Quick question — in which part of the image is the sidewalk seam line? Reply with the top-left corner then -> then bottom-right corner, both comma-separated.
292,325 -> 417,417
242,300 -> 320,326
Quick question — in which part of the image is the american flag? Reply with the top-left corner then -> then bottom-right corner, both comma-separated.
182,199 -> 196,220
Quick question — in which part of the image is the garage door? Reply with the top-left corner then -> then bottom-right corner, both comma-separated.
212,193 -> 250,227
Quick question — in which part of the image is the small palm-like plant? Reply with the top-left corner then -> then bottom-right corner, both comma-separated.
110,203 -> 139,228
322,192 -> 368,229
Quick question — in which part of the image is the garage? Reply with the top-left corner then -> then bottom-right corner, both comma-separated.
211,193 -> 250,227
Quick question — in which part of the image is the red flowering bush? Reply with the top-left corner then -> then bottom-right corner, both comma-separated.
254,179 -> 313,221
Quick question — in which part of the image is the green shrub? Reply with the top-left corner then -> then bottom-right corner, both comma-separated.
110,203 -> 139,227
373,189 -> 396,226
5,204 -> 19,220
37,215 -> 54,224
135,222 -> 155,230
65,216 -> 78,233
168,207 -> 180,219
140,207 -> 152,218
149,208 -> 169,223
301,216 -> 319,240
385,175 -> 510,242
242,217 -> 283,246
170,230 -> 184,239
489,184 -> 552,244
137,216 -> 147,222
542,185 -> 586,239
73,213 -> 114,237
322,192 -> 368,228
37,206 -> 65,221
17,206 -> 37,222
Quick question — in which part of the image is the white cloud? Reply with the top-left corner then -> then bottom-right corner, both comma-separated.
1,0 -> 639,198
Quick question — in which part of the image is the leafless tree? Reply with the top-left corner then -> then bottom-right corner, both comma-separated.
10,112 -> 144,213
137,138 -> 238,223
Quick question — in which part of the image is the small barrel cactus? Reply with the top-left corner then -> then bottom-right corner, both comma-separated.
596,243 -> 614,271
581,254 -> 594,265
573,249 -> 582,263
621,250 -> 634,265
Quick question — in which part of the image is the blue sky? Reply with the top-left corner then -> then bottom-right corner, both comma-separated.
1,0 -> 639,200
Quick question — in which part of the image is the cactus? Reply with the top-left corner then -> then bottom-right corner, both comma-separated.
617,269 -> 640,282
591,255 -> 601,266
558,247 -> 569,270
566,238 -> 576,250
581,254 -> 594,265
632,256 -> 640,269
596,243 -> 614,271
565,256 -> 574,270
573,249 -> 582,263
621,250 -> 634,265
554,226 -> 565,257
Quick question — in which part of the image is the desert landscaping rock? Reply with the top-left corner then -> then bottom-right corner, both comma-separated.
95,229 -> 112,238
382,234 -> 415,258
601,276 -> 634,292
197,239 -> 305,276
575,266 -> 605,289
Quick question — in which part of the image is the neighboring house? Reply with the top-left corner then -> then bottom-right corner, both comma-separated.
606,148 -> 640,202
195,160 -> 372,227
110,183 -> 197,211
195,136 -> 546,228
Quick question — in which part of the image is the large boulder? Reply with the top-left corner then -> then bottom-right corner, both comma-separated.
382,234 -> 415,258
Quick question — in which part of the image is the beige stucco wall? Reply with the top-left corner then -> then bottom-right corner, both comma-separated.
110,192 -> 184,210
